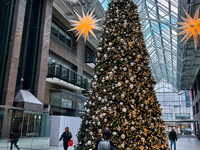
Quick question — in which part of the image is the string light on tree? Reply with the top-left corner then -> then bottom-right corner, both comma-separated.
75,0 -> 169,149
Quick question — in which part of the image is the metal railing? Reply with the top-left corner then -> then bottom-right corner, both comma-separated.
47,63 -> 89,90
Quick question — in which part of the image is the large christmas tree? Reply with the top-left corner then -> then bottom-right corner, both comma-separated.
75,0 -> 169,149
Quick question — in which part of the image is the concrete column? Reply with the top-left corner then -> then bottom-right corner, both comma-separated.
34,0 -> 53,104
1,0 -> 27,138
1,109 -> 13,138
76,38 -> 85,75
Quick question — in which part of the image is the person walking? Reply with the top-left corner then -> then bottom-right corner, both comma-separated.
169,129 -> 177,150
96,129 -> 115,150
10,126 -> 20,150
59,127 -> 72,150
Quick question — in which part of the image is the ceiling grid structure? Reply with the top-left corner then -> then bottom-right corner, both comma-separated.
100,0 -> 200,91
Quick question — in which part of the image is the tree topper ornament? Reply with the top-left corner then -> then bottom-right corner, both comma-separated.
69,9 -> 102,42
176,6 -> 200,50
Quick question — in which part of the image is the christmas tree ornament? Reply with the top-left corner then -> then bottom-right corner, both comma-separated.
121,134 -> 126,139
130,62 -> 134,66
131,126 -> 135,131
124,120 -> 128,124
85,120 -> 88,125
69,9 -> 102,42
130,77 -> 134,82
106,76 -> 109,80
176,6 -> 200,50
130,84 -> 134,89
121,94 -> 125,98
121,143 -> 125,147
87,141 -> 91,145
123,67 -> 127,71
122,108 -> 127,112
118,127 -> 121,131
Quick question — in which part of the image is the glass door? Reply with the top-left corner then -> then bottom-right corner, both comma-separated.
27,113 -> 42,137
22,113 -> 28,137
11,110 -> 23,134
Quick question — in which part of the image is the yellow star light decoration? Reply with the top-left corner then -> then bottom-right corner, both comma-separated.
69,9 -> 102,42
176,6 -> 200,50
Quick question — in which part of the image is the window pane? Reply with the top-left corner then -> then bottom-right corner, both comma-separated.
59,27 -> 66,43
51,21 -> 59,38
66,33 -> 72,48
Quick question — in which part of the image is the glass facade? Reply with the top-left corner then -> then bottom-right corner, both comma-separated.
50,90 -> 88,117
175,113 -> 190,120
11,110 -> 51,138
51,20 -> 72,48
162,113 -> 173,120
85,46 -> 97,64
155,81 -> 192,121
0,108 -> 52,150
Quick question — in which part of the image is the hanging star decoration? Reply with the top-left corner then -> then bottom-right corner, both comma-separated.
176,6 -> 200,50
69,9 -> 102,42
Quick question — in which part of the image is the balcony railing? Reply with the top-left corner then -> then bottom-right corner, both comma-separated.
47,63 -> 89,90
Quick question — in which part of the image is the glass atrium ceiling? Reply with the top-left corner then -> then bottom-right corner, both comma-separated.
98,0 -> 197,91
56,0 -> 199,91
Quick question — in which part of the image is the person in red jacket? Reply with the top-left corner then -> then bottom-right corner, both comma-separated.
59,127 -> 72,150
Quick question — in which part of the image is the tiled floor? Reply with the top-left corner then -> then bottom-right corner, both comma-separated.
49,137 -> 200,150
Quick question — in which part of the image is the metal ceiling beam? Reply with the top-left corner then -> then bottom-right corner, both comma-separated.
143,0 -> 163,82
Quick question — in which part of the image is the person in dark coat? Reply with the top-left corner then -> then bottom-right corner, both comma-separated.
10,127 -> 20,150
169,129 -> 177,150
96,129 -> 115,150
59,127 -> 72,150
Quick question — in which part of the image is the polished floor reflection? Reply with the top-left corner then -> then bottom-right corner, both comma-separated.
49,136 -> 200,150
0,137 -> 50,150
0,136 -> 199,150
